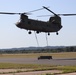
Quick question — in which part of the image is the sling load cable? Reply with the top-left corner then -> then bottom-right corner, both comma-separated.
45,33 -> 48,46
45,33 -> 51,56
34,31 -> 39,47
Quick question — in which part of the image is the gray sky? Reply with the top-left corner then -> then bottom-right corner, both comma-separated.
0,0 -> 76,48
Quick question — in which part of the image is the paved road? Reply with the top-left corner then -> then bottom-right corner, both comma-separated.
0,58 -> 76,65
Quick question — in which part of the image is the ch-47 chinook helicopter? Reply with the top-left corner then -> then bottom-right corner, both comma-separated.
0,6 -> 76,35
16,6 -> 62,35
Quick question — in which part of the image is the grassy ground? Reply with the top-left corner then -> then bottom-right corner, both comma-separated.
0,63 -> 76,71
0,52 -> 76,74
0,63 -> 55,69
0,63 -> 75,74
0,52 -> 76,58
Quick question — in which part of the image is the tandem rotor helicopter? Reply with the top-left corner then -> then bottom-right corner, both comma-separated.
0,6 -> 76,35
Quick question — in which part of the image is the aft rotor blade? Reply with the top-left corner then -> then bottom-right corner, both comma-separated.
43,6 -> 58,16
58,14 -> 76,16
37,14 -> 76,17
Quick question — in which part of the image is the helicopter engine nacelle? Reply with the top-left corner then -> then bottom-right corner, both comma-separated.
49,16 -> 61,25
20,14 -> 28,22
16,14 -> 28,28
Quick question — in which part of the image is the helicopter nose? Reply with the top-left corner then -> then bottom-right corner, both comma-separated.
58,25 -> 63,31
61,25 -> 63,28
59,25 -> 63,29
16,22 -> 22,28
16,22 -> 20,27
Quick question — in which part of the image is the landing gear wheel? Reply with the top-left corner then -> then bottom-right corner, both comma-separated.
48,33 -> 50,36
36,31 -> 39,34
56,32 -> 58,35
28,31 -> 31,34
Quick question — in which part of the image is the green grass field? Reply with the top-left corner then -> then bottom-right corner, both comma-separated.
0,63 -> 76,74
0,52 -> 76,58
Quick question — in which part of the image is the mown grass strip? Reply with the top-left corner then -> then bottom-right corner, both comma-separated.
58,66 -> 76,73
0,63 -> 76,74
0,52 -> 76,58
0,63 -> 56,69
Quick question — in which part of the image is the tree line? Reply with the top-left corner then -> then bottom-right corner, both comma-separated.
0,46 -> 76,54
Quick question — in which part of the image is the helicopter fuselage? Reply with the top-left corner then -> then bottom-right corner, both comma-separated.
16,14 -> 62,34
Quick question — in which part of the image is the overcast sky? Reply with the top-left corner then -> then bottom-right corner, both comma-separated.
0,0 -> 76,49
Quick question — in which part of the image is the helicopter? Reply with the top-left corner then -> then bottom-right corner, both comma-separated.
16,6 -> 62,35
0,6 -> 76,35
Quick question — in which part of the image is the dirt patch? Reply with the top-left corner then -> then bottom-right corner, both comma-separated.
0,69 -> 76,75
0,69 -> 62,75
0,69 -> 28,72
57,72 -> 76,75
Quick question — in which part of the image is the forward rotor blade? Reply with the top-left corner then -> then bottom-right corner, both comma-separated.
0,12 -> 30,15
28,6 -> 49,13
0,6 -> 49,15
37,15 -> 51,17
0,12 -> 20,15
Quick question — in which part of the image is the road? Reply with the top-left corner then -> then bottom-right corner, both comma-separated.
0,57 -> 76,75
0,58 -> 76,65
